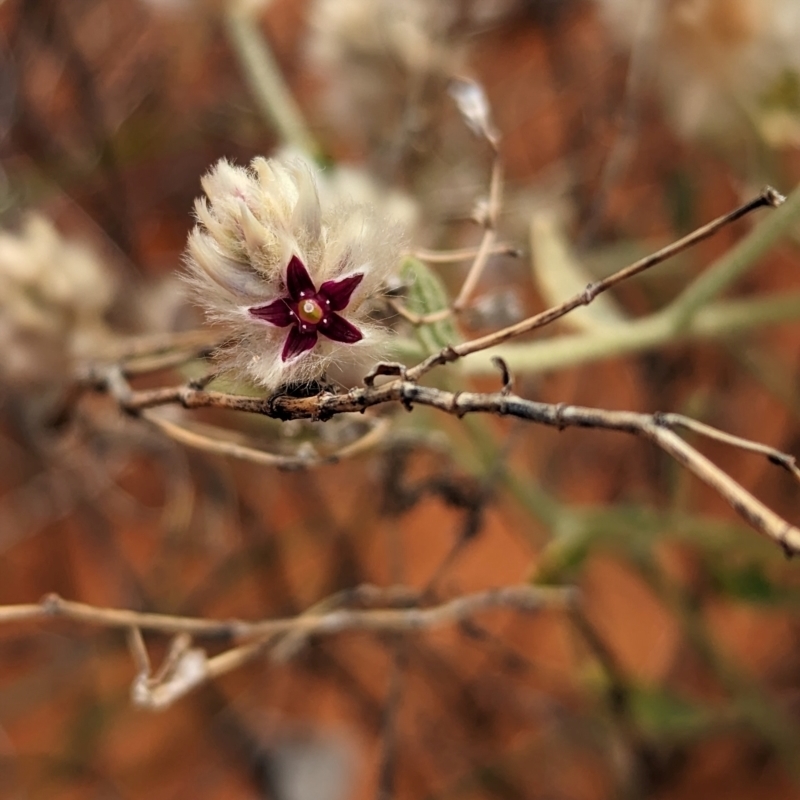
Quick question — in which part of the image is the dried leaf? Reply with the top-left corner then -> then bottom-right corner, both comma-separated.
448,77 -> 498,143
400,257 -> 461,354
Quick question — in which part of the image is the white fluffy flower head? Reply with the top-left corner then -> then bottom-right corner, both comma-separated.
184,157 -> 405,391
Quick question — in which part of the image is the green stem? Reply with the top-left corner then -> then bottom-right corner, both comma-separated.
224,6 -> 321,160
461,292 -> 800,376
668,183 -> 800,326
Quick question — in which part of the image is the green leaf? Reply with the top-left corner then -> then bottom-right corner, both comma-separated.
533,531 -> 592,584
400,256 -> 461,354
755,70 -> 800,148
760,69 -> 800,112
708,561 -> 789,605
630,686 -> 712,740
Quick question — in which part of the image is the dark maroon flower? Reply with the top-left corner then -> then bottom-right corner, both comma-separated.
249,255 -> 364,361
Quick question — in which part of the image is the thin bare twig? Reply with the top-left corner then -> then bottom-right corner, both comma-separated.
393,95 -> 505,325
77,187 -> 797,557
411,243 -> 520,263
451,154 -> 503,312
406,186 -> 784,379
654,413 -> 800,485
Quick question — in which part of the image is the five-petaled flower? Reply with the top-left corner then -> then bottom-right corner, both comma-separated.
183,156 -> 404,391
250,255 -> 363,362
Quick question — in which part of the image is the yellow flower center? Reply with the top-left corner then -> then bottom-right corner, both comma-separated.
298,298 -> 324,325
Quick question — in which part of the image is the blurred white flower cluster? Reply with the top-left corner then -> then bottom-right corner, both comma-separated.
184,156 -> 406,391
306,0 -> 526,157
308,0 -> 460,80
0,214 -> 115,389
597,0 -> 800,145
306,0 -> 464,151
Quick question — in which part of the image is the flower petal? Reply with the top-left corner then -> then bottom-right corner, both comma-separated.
249,298 -> 294,327
285,255 -> 316,301
319,273 -> 364,311
319,312 -> 363,344
282,327 -> 318,361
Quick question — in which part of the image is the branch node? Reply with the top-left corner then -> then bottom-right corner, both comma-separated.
768,452 -> 799,474
400,383 -> 415,412
581,281 -> 600,305
178,386 -> 199,409
450,391 -> 465,418
652,411 -> 669,428
778,524 -> 797,559
266,393 -> 295,422
40,593 -> 62,615
188,372 -> 217,391
441,345 -> 460,365
491,356 -> 513,395
553,403 -> 568,431
364,362 -> 408,387
104,366 -> 137,415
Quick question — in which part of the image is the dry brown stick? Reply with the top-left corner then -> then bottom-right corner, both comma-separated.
117,349 -> 211,377
85,188 -> 792,553
141,412 -> 391,470
92,330 -> 220,364
654,412 -> 800,484
405,186 -> 785,380
107,376 -> 800,555
411,243 -> 519,263
127,586 -> 419,708
393,149 -> 505,326
0,585 -> 574,640
451,154 -> 503,312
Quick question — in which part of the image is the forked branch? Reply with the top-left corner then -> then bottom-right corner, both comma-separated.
80,185 -> 799,556
104,370 -> 800,556
0,585 -> 574,709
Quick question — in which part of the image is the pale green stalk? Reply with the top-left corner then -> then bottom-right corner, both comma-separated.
224,5 -> 321,160
460,292 -> 800,377
669,183 -> 800,325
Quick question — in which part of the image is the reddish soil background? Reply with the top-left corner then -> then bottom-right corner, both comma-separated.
2,1 -> 800,799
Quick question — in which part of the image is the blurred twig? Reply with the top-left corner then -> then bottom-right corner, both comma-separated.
392,79 -> 503,324
97,360 -> 800,555
411,243 -> 520,263
0,585 -> 573,709
0,585 -> 571,640
143,413 -> 392,470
